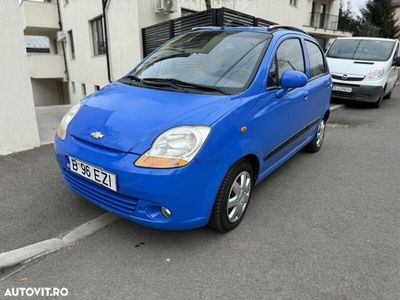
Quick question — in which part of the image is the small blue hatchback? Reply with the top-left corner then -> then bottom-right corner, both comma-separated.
55,26 -> 332,232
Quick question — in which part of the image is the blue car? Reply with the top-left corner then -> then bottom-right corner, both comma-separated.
55,26 -> 331,232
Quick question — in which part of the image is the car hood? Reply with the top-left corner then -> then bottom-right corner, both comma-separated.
326,57 -> 389,76
68,82 -> 240,154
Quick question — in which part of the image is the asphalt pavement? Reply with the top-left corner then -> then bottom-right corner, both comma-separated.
0,92 -> 399,299
0,145 -> 104,253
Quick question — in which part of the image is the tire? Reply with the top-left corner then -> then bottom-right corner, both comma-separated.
372,92 -> 384,108
304,119 -> 326,153
384,91 -> 392,99
209,160 -> 254,233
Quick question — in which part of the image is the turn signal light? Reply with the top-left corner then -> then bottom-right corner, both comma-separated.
57,127 -> 67,140
135,155 -> 188,168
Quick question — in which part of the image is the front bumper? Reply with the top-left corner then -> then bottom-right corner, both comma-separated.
54,135 -> 228,230
332,82 -> 383,103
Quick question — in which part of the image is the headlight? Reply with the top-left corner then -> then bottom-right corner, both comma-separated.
135,126 -> 211,168
365,68 -> 384,80
57,103 -> 81,140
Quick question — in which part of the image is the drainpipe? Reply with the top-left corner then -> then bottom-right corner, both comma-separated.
56,0 -> 69,81
103,0 -> 112,83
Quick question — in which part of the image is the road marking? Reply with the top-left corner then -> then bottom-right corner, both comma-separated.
0,213 -> 119,270
330,104 -> 344,112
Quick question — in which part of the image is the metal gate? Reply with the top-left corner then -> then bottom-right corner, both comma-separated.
142,7 -> 276,57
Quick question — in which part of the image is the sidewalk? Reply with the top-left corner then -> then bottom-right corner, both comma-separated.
35,105 -> 70,145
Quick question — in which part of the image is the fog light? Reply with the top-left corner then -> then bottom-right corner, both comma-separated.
160,207 -> 172,218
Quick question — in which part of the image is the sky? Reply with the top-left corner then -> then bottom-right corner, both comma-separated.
348,0 -> 368,15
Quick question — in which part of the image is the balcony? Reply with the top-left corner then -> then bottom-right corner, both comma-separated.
27,54 -> 65,79
309,12 -> 339,31
21,0 -> 59,35
305,12 -> 352,38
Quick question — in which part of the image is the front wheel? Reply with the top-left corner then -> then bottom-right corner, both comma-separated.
372,91 -> 384,108
209,160 -> 254,232
304,119 -> 326,153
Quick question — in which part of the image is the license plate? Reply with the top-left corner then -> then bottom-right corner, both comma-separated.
332,85 -> 352,93
68,157 -> 117,192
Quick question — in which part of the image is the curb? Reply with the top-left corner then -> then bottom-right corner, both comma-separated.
0,213 -> 119,270
330,104 -> 344,112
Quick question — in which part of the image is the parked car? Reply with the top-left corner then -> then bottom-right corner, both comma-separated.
326,37 -> 400,108
55,26 -> 331,232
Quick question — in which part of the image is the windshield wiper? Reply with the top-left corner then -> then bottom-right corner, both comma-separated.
125,74 -> 144,83
142,78 -> 230,95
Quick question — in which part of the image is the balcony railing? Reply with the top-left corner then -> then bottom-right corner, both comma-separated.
309,12 -> 339,31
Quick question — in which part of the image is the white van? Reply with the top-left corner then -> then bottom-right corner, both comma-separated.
326,37 -> 400,108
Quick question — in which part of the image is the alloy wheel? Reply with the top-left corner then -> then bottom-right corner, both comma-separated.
226,171 -> 251,223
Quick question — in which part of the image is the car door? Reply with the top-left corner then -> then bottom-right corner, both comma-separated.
257,37 -> 311,172
303,39 -> 331,125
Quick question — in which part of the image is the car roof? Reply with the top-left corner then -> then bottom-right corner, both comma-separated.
191,26 -> 310,38
335,37 -> 398,42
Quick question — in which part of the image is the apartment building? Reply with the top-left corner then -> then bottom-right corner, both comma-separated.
183,0 -> 351,47
19,0 -> 351,108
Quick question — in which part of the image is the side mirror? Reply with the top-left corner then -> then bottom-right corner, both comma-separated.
393,57 -> 400,67
276,71 -> 308,98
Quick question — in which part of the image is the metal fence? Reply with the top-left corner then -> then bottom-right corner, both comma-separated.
309,12 -> 339,31
142,7 -> 277,57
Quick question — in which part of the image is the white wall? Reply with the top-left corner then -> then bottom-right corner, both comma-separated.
0,0 -> 40,155
60,0 -> 108,104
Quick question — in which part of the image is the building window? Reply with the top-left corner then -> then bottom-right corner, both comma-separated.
68,30 -> 75,59
71,81 -> 75,94
289,0 -> 297,6
81,83 -> 86,96
94,85 -> 100,91
90,16 -> 106,56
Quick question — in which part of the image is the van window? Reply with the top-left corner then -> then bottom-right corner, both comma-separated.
268,39 -> 305,88
305,41 -> 326,78
327,39 -> 395,61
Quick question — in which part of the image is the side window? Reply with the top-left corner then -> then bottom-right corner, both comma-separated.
305,40 -> 326,79
268,39 -> 305,88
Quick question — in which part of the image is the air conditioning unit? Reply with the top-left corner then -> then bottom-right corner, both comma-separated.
57,31 -> 67,42
155,0 -> 176,14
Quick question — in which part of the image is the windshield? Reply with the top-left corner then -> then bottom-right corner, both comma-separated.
128,31 -> 271,94
327,39 -> 395,61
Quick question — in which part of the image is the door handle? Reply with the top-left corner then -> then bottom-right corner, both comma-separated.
303,91 -> 309,100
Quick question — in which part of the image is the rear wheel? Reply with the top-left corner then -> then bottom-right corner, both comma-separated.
209,160 -> 253,233
304,119 -> 326,153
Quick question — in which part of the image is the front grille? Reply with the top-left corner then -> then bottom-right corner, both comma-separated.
332,74 -> 365,81
63,169 -> 137,215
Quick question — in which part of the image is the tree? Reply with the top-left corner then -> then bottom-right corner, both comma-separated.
338,0 -> 360,32
359,0 -> 399,37
205,0 -> 211,10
